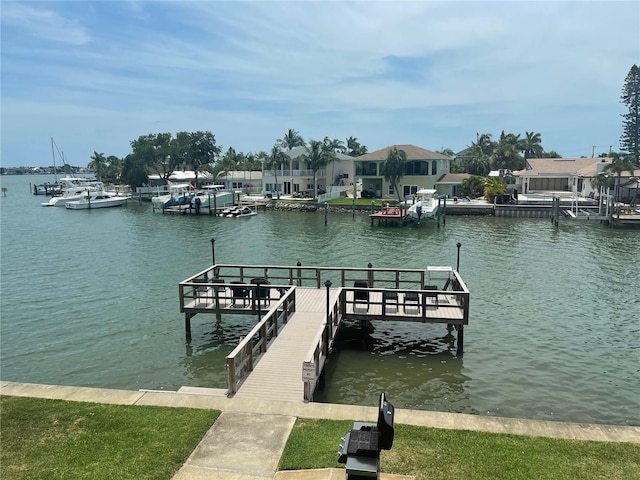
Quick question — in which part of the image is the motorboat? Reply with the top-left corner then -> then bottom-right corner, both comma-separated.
407,189 -> 439,220
151,183 -> 196,209
65,191 -> 128,209
42,181 -> 104,207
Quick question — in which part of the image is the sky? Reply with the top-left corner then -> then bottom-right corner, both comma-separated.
1,1 -> 639,168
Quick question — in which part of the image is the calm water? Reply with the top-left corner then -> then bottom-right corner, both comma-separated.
1,174 -> 638,426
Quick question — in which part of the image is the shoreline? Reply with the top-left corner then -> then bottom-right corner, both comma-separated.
2,381 -> 638,443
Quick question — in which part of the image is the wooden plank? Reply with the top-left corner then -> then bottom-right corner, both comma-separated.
234,288 -> 330,401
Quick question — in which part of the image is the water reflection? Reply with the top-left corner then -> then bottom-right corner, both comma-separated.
315,322 -> 475,414
180,315 -> 256,388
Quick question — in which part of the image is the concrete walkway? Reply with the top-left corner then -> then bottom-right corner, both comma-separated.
2,381 -> 639,480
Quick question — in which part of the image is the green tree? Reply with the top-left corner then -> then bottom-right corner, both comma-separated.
121,153 -> 148,188
492,131 -> 524,171
279,128 -> 305,151
603,153 -> 636,202
521,131 -> 544,162
620,64 -> 640,166
303,140 -> 335,199
267,145 -> 287,199
130,133 -> 174,182
346,136 -> 368,156
436,148 -> 455,158
484,177 -> 507,203
88,151 -> 107,181
173,131 -> 221,188
460,176 -> 485,198
105,155 -> 123,184
381,147 -> 407,203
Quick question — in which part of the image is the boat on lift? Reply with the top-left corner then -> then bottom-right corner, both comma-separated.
407,189 -> 439,221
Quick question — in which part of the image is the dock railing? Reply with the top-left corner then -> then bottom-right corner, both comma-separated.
180,263 -> 428,295
225,286 -> 296,395
179,264 -> 471,399
302,287 -> 345,402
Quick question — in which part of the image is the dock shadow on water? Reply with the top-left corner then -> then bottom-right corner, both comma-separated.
314,322 -> 477,414
180,315 -> 257,388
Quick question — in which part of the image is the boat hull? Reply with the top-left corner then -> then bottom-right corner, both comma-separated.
65,198 -> 127,209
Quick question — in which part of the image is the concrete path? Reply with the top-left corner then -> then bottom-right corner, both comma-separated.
2,381 -> 638,480
173,411 -> 296,480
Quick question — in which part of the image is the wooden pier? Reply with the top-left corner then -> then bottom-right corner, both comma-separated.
179,263 -> 470,402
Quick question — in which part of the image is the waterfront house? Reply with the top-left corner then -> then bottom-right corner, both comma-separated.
515,157 -> 613,198
263,145 -> 355,198
354,145 -> 453,199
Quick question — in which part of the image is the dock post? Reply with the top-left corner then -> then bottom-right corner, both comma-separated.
456,242 -> 462,272
352,196 -> 355,218
325,202 -> 328,225
324,280 -> 332,357
456,326 -> 464,355
185,313 -> 192,341
442,196 -> 446,225
297,261 -> 302,286
210,238 -> 216,265
367,263 -> 373,287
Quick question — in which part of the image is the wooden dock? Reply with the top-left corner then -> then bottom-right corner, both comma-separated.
178,263 -> 470,402
233,288 -> 337,401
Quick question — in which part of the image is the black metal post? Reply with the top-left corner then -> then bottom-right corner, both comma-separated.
211,238 -> 216,265
324,279 -> 332,357
456,242 -> 461,272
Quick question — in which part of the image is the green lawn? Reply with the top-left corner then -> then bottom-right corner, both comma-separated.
279,418 -> 640,480
3,396 -> 638,480
0,396 -> 218,480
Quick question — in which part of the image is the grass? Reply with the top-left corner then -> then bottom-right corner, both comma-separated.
0,396 -> 219,480
279,419 -> 640,480
3,396 -> 638,480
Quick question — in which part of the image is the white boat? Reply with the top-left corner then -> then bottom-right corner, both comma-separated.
151,183 -> 196,209
41,180 -> 104,207
65,191 -> 127,209
407,189 -> 439,221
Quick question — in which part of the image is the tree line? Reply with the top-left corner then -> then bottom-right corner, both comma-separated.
87,65 -> 638,193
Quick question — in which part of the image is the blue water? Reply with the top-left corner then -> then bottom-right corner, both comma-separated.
1,174 -> 638,426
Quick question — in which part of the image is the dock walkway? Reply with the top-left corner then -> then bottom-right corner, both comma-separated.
234,288 -> 338,401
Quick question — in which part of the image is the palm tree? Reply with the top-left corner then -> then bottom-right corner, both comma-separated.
324,137 -> 345,186
279,128 -> 305,151
603,153 -> 636,202
484,177 -> 507,203
88,151 -> 107,181
303,140 -> 334,199
381,147 -> 407,203
521,131 -> 544,163
268,145 -> 286,199
493,131 -> 524,171
346,136 -> 368,156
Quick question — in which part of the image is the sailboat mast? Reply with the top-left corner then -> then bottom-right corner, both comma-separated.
51,137 -> 58,183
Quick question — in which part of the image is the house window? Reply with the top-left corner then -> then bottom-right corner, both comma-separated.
432,160 -> 437,176
403,185 -> 418,197
388,184 -> 395,196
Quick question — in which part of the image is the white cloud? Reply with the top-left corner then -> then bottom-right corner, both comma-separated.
1,2 -> 91,45
1,1 -> 638,166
